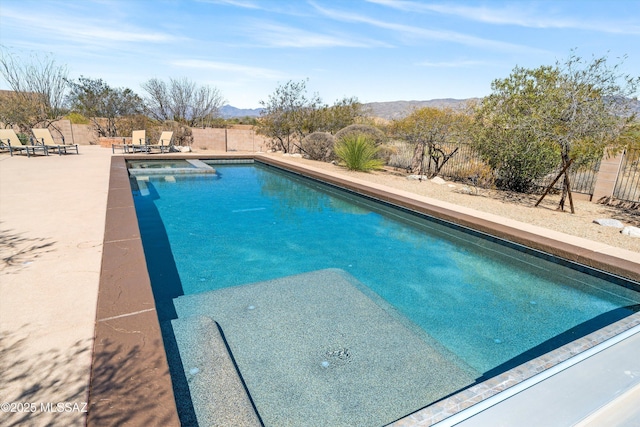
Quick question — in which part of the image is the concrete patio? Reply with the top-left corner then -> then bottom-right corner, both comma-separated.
1,146 -> 109,426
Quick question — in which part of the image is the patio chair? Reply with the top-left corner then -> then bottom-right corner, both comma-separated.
111,137 -> 127,153
0,129 -> 48,157
129,130 -> 152,153
147,131 -> 175,153
32,128 -> 79,155
112,130 -> 148,154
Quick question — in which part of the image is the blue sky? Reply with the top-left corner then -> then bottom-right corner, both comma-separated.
1,0 -> 639,108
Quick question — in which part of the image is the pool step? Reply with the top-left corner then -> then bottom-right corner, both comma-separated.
128,159 -> 217,175
169,315 -> 262,427
172,269 -> 477,427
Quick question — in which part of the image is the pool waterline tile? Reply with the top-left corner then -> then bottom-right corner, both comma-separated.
90,153 -> 640,427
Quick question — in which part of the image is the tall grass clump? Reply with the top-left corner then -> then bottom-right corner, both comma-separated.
334,135 -> 384,171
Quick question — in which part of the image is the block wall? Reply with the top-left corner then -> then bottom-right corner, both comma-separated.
49,120 -> 99,145
191,126 -> 270,152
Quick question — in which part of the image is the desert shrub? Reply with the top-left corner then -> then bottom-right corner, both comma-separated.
335,124 -> 386,146
159,121 -> 193,146
117,114 -> 153,138
376,143 -> 396,164
472,128 -> 559,192
17,132 -> 29,145
491,141 -> 558,192
334,135 -> 384,171
301,132 -> 336,161
452,159 -> 495,189
66,112 -> 90,125
387,140 -> 414,170
336,124 -> 389,164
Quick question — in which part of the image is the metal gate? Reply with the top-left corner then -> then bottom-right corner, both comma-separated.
613,148 -> 640,202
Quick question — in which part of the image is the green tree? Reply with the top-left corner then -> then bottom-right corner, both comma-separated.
617,120 -> 640,150
475,52 -> 639,211
472,67 -> 560,192
533,53 -> 638,211
0,47 -> 69,132
65,112 -> 90,124
316,97 -> 364,134
256,79 -> 322,153
67,76 -> 143,137
256,79 -> 363,154
391,107 -> 471,178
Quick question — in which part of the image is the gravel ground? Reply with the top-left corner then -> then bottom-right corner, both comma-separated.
264,153 -> 640,254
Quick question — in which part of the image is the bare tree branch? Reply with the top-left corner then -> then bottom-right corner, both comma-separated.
0,47 -> 69,132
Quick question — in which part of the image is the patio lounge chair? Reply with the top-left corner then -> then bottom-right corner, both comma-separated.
147,131 -> 175,153
32,128 -> 79,155
112,130 -> 148,153
111,137 -> 127,153
0,129 -> 48,157
129,130 -> 150,152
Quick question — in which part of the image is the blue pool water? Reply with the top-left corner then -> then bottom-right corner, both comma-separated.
132,161 -> 640,425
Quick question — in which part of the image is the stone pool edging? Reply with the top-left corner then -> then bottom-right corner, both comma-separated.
88,153 -> 640,426
88,156 -> 181,426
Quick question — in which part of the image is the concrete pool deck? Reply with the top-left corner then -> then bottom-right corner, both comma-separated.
0,146 -> 639,426
1,146 -> 109,426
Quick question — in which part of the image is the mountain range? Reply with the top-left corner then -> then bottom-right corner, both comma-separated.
219,99 -> 475,120
362,99 -> 478,120
221,97 -> 638,121
219,105 -> 263,118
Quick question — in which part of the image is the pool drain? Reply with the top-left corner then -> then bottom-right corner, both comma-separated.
322,347 -> 352,367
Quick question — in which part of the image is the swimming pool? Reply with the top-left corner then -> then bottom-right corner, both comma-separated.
128,158 -> 640,426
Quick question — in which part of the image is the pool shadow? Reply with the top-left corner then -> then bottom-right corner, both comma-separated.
133,180 -> 184,321
161,321 -> 199,426
479,303 -> 640,381
132,179 -> 198,425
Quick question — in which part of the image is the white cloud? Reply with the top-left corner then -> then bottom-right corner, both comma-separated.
248,22 -> 392,48
170,59 -> 285,80
311,2 -> 541,52
0,7 -> 180,45
63,26 -> 176,43
195,0 -> 262,10
367,0 -> 640,35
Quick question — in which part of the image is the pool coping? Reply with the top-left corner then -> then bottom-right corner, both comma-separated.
88,153 -> 640,426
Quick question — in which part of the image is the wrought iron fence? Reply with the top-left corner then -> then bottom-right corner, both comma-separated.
613,148 -> 640,202
425,144 -> 602,194
534,158 -> 601,196
420,143 -> 492,185
389,141 -> 638,200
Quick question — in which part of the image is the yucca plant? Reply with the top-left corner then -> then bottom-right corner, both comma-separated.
334,134 -> 384,171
